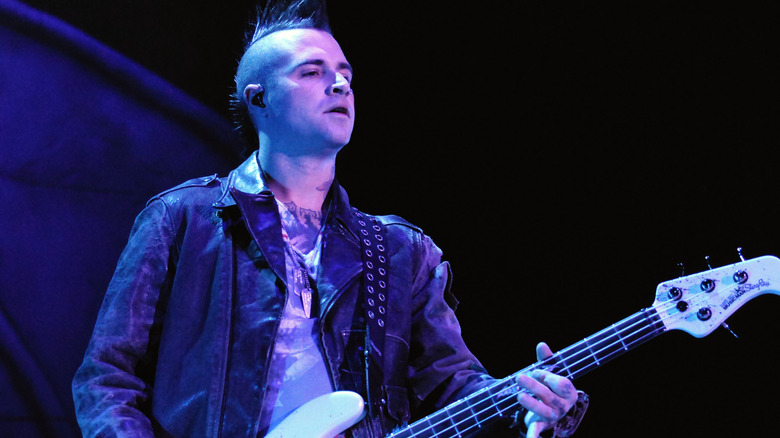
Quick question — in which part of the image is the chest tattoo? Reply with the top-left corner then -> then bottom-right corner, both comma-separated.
279,201 -> 323,254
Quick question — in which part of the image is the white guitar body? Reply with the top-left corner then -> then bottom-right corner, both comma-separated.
265,391 -> 365,438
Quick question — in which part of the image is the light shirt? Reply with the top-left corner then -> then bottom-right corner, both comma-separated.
262,199 -> 333,433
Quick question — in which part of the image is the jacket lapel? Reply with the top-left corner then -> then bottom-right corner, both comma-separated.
317,184 -> 363,316
214,154 -> 289,285
230,188 -> 288,286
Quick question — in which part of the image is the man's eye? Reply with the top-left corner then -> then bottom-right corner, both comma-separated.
302,70 -> 320,77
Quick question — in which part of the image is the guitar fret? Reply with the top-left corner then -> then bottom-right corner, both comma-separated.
556,346 -> 593,377
459,379 -> 517,433
394,380 -> 515,438
611,323 -> 629,350
556,309 -> 664,380
584,337 -> 600,366
467,392 -> 497,427
443,402 -> 467,436
553,355 -> 575,380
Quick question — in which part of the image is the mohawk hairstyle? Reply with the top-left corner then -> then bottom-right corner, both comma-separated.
247,0 -> 331,49
231,0 -> 332,157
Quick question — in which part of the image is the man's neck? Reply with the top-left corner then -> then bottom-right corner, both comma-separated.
258,149 -> 335,212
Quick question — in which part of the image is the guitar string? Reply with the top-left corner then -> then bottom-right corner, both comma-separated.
395,282 -> 739,437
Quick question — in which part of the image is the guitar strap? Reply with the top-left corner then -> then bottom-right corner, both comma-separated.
353,208 -> 388,363
353,208 -> 388,423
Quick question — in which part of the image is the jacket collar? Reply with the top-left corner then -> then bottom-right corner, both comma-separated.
213,151 -> 359,236
212,152 -> 271,209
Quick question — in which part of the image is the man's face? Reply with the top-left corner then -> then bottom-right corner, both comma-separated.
251,28 -> 355,153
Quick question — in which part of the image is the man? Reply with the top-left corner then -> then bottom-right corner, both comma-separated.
72,1 -> 584,437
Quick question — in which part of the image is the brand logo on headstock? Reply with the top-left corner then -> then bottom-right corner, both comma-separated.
721,279 -> 771,310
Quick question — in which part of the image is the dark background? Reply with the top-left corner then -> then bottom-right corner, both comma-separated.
4,1 -> 780,436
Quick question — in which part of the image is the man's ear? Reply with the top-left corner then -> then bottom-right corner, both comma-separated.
244,84 -> 265,108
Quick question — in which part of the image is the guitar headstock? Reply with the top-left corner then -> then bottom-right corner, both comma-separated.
652,255 -> 780,337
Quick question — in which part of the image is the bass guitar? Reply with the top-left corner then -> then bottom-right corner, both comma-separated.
268,255 -> 780,438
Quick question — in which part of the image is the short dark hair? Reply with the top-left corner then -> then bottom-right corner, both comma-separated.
230,0 -> 332,157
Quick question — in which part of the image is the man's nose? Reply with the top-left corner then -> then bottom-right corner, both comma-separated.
330,73 -> 352,95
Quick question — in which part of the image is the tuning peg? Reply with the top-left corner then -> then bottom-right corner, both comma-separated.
737,247 -> 745,262
705,255 -> 712,270
677,262 -> 685,277
721,322 -> 739,339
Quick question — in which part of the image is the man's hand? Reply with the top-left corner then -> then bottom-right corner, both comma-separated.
515,342 -> 578,438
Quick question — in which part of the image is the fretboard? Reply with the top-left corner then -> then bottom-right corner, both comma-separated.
386,308 -> 666,437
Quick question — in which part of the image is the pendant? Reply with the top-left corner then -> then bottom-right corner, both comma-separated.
297,266 -> 313,318
302,288 -> 312,319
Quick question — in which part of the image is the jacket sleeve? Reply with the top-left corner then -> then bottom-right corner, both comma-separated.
406,233 -> 497,413
72,199 -> 176,438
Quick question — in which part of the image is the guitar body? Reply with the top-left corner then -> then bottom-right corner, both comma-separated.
265,391 -> 365,438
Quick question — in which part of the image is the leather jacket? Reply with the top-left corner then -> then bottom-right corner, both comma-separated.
72,153 -> 493,438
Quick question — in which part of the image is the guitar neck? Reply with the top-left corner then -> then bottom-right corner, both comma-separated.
539,307 -> 666,381
388,307 -> 666,437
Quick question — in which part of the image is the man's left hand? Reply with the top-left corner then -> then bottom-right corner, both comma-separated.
515,342 -> 579,438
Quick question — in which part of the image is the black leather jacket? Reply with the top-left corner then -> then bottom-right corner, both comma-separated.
73,153 -> 493,437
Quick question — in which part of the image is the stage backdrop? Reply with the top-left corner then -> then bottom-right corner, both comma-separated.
0,0 -> 243,435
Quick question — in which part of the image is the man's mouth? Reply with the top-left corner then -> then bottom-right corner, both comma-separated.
327,106 -> 349,116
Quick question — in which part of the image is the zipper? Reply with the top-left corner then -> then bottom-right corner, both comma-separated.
250,290 -> 287,437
